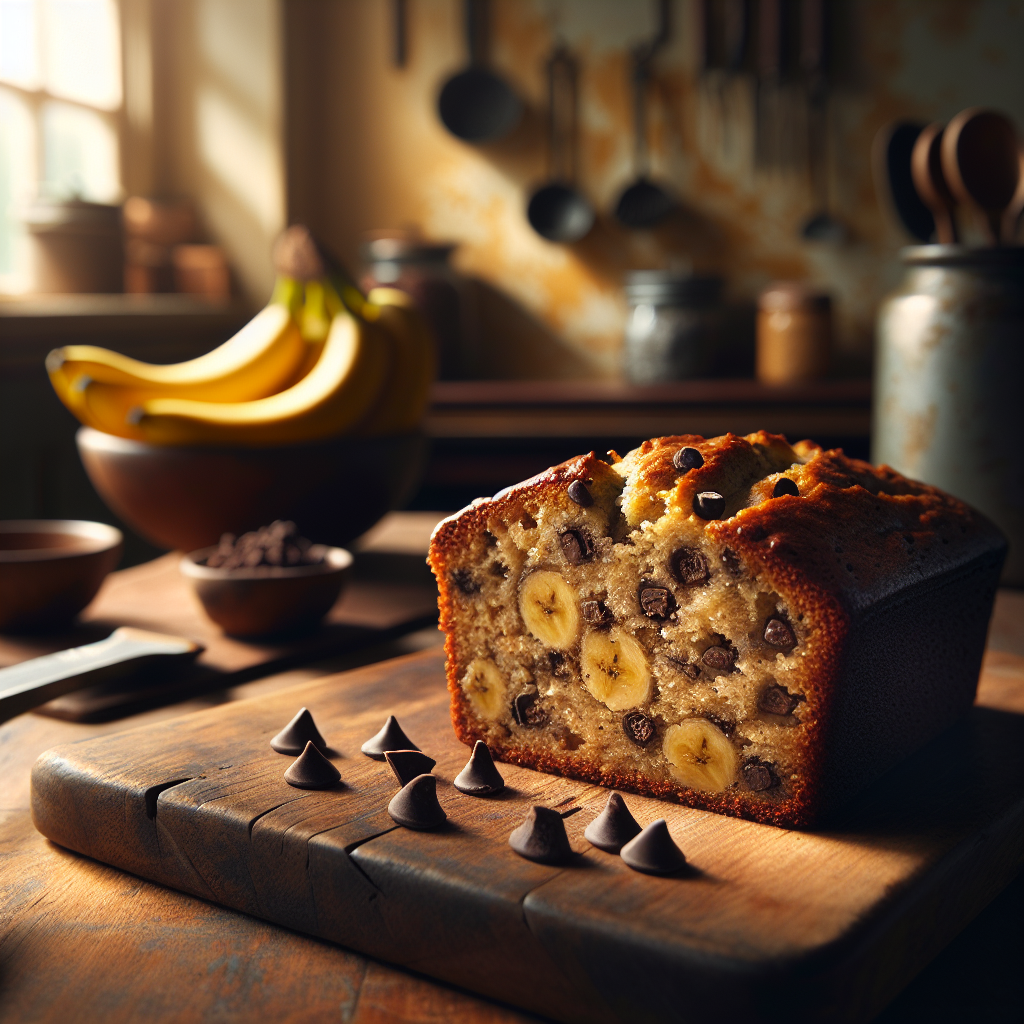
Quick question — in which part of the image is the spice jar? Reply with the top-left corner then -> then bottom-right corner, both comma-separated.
361,235 -> 465,379
756,283 -> 832,384
623,271 -> 722,383
874,245 -> 1023,585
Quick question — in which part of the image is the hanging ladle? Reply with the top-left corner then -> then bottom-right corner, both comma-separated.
526,46 -> 594,243
941,107 -> 1021,246
614,0 -> 674,229
438,0 -> 522,143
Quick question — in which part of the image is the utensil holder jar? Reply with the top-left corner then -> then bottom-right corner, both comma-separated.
873,245 -> 1023,584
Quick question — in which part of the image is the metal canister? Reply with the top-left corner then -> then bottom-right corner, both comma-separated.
873,245 -> 1023,584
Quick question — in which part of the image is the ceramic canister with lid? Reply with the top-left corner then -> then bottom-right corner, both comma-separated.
873,245 -> 1023,584
756,282 -> 832,384
623,271 -> 722,383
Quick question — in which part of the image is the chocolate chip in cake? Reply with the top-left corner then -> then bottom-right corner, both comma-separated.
673,446 -> 705,472
361,715 -> 420,760
567,480 -> 593,507
270,707 -> 328,756
773,478 -> 799,498
671,547 -> 709,585
548,650 -> 572,677
758,685 -> 799,716
559,528 -> 594,565
384,749 -> 437,788
702,645 -> 735,671
283,741 -> 341,790
720,548 -> 743,576
509,805 -> 573,865
512,693 -> 549,727
623,710 -> 657,746
451,568 -> 480,595
580,599 -> 612,624
620,819 -> 688,876
388,774 -> 447,830
454,740 -> 505,795
743,762 -> 777,791
764,617 -> 796,649
694,491 -> 726,520
639,584 -> 675,619
584,792 -> 642,853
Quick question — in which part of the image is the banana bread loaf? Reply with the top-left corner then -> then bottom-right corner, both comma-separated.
428,432 -> 1006,828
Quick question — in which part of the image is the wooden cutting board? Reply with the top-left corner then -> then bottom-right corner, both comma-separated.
0,553 -> 438,721
31,649 -> 1024,1024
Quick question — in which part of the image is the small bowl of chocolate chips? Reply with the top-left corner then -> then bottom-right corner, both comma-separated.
180,521 -> 352,638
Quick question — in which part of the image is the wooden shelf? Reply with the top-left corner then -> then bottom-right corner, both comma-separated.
426,379 -> 872,441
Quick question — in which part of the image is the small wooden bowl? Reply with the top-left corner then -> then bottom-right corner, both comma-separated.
0,520 -> 123,632
180,546 -> 353,638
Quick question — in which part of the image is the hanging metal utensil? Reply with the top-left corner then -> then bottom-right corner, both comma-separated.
614,0 -> 674,229
527,46 -> 594,243
800,0 -> 846,242
438,0 -> 522,143
754,0 -> 784,169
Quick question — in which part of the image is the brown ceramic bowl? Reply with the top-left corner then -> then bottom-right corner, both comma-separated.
180,545 -> 353,638
0,520 -> 123,632
77,427 -> 431,552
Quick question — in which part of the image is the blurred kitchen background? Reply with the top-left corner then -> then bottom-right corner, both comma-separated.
1,0 -> 1022,567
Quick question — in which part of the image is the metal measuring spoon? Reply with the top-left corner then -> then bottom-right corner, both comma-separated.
527,46 -> 594,243
911,122 -> 958,244
941,107 -> 1021,246
438,0 -> 521,143
614,0 -> 674,229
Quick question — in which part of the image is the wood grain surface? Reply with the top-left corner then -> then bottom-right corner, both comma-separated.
30,647 -> 1024,1024
0,553 -> 438,721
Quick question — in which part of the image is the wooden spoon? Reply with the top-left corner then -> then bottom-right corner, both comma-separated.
911,122 -> 957,244
941,107 -> 1020,245
1000,148 -> 1024,244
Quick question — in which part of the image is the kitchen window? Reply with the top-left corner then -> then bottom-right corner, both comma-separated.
0,0 -> 122,291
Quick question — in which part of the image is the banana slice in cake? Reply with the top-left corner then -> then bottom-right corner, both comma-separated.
580,629 -> 651,711
518,571 -> 579,649
663,719 -> 738,792
461,659 -> 508,720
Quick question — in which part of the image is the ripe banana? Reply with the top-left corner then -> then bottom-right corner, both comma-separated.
580,628 -> 651,710
518,571 -> 580,649
663,719 -> 738,792
131,308 -> 392,447
67,310 -> 311,440
47,280 -> 307,404
357,287 -> 437,435
461,658 -> 508,720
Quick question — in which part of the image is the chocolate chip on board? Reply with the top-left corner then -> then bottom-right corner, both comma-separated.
702,645 -> 734,671
620,819 -> 688,876
388,774 -> 447,830
559,528 -> 594,565
693,491 -> 726,520
454,740 -> 505,796
673,446 -> 704,472
509,806 -> 573,865
567,480 -> 593,507
764,617 -> 796,649
283,741 -> 341,790
671,546 -> 709,584
639,584 -> 675,619
622,710 -> 657,746
773,478 -> 800,498
584,792 -> 642,853
759,685 -> 799,716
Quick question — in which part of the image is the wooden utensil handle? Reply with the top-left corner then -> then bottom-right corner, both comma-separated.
0,627 -> 201,725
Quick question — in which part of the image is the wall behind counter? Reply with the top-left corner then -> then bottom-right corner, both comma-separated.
284,0 -> 1024,380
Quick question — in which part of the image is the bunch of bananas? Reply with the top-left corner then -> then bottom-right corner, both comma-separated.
46,226 -> 436,446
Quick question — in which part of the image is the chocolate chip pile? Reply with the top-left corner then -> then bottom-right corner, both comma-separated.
203,521 -> 323,570
270,706 -> 688,875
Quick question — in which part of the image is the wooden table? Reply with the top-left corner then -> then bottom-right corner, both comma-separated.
1,591 -> 1021,1023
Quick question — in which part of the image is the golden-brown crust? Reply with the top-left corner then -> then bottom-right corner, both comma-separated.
429,433 -> 1005,828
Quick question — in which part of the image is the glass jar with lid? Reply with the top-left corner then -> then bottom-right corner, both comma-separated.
623,271 -> 722,383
